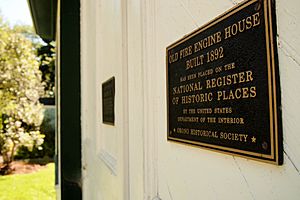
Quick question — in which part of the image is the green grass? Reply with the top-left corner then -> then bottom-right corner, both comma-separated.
0,163 -> 56,200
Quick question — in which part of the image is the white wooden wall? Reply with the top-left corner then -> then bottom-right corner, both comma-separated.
81,0 -> 129,199
81,0 -> 300,199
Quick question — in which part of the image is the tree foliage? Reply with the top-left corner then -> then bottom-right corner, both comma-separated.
0,18 -> 44,170
14,24 -> 56,98
38,43 -> 55,98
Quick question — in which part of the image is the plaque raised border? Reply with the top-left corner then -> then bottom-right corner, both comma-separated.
166,0 -> 283,165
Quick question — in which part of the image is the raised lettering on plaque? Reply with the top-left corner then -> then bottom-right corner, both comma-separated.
166,0 -> 283,165
102,77 -> 115,125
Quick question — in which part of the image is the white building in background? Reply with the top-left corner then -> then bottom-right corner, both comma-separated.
29,0 -> 300,199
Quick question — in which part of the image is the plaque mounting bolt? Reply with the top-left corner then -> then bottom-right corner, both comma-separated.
262,142 -> 268,150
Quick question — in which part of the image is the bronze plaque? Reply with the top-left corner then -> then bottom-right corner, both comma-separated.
102,77 -> 115,125
166,0 -> 283,164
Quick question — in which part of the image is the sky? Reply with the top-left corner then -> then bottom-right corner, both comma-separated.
0,0 -> 33,26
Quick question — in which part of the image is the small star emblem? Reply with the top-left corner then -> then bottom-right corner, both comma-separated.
173,128 -> 176,132
251,136 -> 256,143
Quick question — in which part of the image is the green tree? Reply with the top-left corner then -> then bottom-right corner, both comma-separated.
13,24 -> 56,98
0,18 -> 44,172
38,42 -> 55,98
